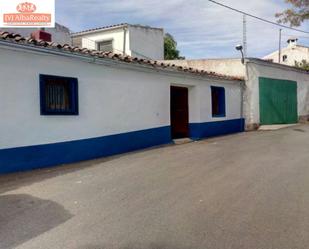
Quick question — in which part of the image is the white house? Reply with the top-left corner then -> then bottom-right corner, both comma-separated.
263,38 -> 309,66
0,31 -> 244,174
71,23 -> 164,60
163,58 -> 309,130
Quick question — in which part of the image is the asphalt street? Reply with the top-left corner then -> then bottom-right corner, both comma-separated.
1,125 -> 309,249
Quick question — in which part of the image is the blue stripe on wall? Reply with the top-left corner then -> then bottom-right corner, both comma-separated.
0,119 -> 245,174
0,126 -> 172,174
189,118 -> 245,140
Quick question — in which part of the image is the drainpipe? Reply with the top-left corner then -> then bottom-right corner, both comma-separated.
123,26 -> 127,56
241,59 -> 251,131
240,78 -> 245,121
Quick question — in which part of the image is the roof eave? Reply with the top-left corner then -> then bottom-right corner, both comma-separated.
71,24 -> 128,37
0,31 -> 244,82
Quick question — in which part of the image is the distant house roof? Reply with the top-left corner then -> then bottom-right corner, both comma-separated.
71,23 -> 164,37
253,58 -> 309,73
0,31 -> 243,82
296,44 -> 309,49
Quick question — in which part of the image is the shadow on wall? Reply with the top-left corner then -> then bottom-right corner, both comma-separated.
0,194 -> 73,249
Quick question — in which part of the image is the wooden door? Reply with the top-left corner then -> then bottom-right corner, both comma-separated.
170,86 -> 189,139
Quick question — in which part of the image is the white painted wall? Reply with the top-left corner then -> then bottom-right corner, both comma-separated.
244,59 -> 309,127
0,44 -> 242,150
80,27 -> 130,55
162,59 -> 245,78
73,25 -> 164,60
129,25 -> 164,60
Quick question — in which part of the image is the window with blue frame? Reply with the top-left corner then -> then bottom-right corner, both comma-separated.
211,86 -> 226,117
40,74 -> 78,115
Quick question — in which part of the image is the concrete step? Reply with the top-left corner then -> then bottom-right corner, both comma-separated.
258,124 -> 299,131
173,138 -> 193,145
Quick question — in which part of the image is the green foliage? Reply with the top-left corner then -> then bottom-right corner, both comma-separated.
276,0 -> 309,26
295,59 -> 309,70
164,33 -> 185,60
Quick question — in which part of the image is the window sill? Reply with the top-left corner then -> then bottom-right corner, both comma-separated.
40,111 -> 79,116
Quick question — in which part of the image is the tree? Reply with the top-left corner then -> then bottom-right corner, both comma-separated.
295,59 -> 309,70
164,33 -> 185,60
276,0 -> 309,26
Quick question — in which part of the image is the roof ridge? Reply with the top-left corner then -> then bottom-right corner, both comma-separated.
71,23 -> 164,36
71,23 -> 128,36
0,30 -> 243,82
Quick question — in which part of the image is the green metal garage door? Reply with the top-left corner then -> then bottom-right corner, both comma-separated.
259,77 -> 298,125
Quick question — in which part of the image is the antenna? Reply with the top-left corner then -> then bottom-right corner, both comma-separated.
278,29 -> 282,63
243,14 -> 247,58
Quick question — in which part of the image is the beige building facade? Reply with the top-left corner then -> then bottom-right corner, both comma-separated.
263,38 -> 309,66
71,24 -> 164,60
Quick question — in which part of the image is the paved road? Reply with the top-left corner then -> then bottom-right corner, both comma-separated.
1,125 -> 309,249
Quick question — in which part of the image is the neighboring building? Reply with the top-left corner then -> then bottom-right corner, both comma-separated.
263,38 -> 309,66
0,31 -> 244,174
0,23 -> 72,44
71,23 -> 164,60
162,58 -> 245,78
244,59 -> 309,129
163,58 -> 309,130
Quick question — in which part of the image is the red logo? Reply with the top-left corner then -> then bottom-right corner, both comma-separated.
16,2 -> 36,13
2,1 -> 53,27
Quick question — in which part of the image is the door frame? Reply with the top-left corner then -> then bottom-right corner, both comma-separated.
170,85 -> 189,139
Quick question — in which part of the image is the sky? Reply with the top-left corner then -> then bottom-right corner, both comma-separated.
56,0 -> 309,59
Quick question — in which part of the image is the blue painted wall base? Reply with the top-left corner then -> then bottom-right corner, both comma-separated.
0,119 -> 245,174
0,126 -> 172,174
189,118 -> 245,140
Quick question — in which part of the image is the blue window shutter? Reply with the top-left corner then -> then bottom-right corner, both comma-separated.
70,77 -> 79,115
211,86 -> 226,117
39,74 -> 47,115
219,87 -> 226,116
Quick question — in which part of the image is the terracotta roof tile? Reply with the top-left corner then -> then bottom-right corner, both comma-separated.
0,30 -> 244,81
